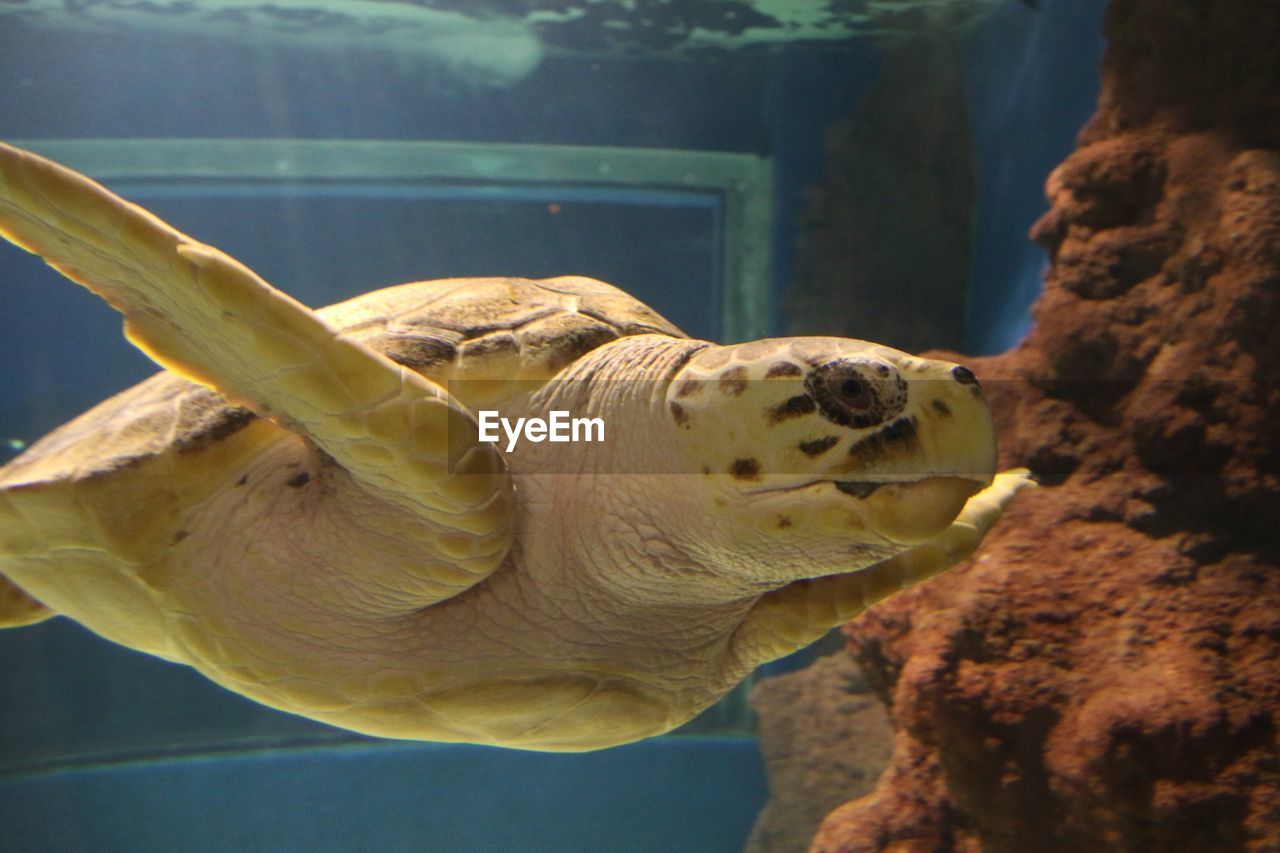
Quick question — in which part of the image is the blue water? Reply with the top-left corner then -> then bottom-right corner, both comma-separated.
0,1 -> 1108,850
965,0 -> 1111,352
1,738 -> 766,853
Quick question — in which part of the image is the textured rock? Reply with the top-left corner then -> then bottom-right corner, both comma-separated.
812,2 -> 1280,851
745,652 -> 893,853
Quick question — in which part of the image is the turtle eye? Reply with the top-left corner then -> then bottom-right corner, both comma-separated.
805,360 -> 905,429
832,376 -> 873,410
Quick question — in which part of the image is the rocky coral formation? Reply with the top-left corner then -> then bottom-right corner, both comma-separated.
810,1 -> 1280,850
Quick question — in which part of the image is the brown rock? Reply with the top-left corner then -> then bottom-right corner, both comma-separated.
811,2 -> 1280,851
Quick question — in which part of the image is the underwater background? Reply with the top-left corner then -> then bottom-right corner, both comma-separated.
0,1 -> 1113,850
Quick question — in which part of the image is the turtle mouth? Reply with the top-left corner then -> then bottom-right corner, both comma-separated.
833,480 -> 885,499
838,475 -> 985,544
747,475 -> 986,544
833,476 -> 988,500
750,474 -> 986,499
828,475 -> 987,501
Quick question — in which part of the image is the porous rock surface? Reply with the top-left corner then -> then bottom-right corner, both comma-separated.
807,2 -> 1280,850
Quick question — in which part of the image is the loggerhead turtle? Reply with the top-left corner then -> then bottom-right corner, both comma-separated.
0,142 -> 1032,751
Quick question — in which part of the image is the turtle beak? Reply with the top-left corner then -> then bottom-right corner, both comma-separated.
840,475 -> 983,545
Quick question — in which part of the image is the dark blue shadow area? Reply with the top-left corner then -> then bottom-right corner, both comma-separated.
0,737 -> 766,853
963,0 -> 1110,353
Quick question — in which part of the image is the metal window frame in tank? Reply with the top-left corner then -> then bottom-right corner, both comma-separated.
10,138 -> 774,343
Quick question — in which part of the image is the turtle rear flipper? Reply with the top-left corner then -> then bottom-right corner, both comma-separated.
0,142 -> 513,599
0,573 -> 52,628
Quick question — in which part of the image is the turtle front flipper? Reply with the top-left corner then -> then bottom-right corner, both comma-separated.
732,469 -> 1036,665
0,142 -> 513,595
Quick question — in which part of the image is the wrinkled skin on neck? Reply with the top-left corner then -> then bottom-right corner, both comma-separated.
501,337 -> 747,610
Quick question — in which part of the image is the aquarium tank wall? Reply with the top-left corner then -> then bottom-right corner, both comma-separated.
0,1 -> 1109,851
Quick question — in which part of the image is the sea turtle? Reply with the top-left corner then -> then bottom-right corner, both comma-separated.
0,142 -> 1031,751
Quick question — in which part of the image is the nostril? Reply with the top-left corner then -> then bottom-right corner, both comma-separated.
951,366 -> 979,387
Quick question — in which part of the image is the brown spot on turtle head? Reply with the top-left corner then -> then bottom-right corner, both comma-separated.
798,435 -> 839,457
719,366 -> 748,396
669,401 -> 690,428
675,379 -> 704,399
932,399 -> 951,416
767,394 -> 817,424
847,416 -> 920,466
729,458 -> 761,480
765,361 -> 802,378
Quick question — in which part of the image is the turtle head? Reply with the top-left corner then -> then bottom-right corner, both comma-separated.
664,337 -> 997,578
